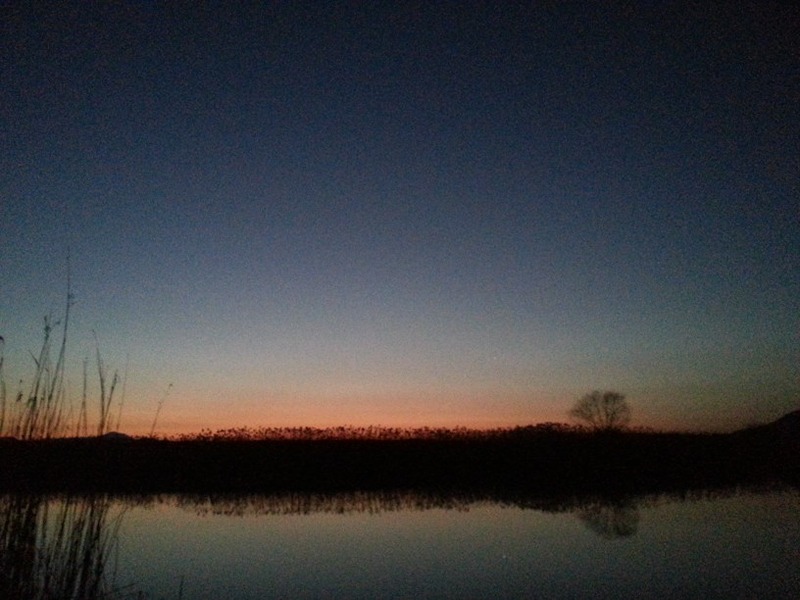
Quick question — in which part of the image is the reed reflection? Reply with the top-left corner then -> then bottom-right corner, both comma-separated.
138,486 -> 770,541
0,494 -> 123,600
147,485 -> 788,543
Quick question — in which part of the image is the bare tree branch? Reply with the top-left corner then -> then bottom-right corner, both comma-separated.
569,390 -> 631,432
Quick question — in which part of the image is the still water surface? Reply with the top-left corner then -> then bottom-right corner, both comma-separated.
3,488 -> 799,599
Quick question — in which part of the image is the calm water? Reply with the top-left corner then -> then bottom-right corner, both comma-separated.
3,488 -> 799,599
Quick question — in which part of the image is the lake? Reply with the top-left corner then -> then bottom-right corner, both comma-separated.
2,487 -> 798,599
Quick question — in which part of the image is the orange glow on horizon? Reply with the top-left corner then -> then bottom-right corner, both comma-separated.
107,384 -> 781,437
114,393 -> 696,437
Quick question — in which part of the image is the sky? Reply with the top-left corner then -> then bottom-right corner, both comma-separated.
2,2 -> 798,435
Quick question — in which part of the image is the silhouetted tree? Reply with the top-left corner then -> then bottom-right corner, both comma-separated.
569,390 -> 631,432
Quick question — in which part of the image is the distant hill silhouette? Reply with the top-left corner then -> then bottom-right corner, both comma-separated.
739,409 -> 800,431
733,410 -> 800,449
759,409 -> 800,434
98,431 -> 133,442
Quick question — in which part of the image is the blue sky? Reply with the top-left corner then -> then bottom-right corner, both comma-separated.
2,2 -> 798,433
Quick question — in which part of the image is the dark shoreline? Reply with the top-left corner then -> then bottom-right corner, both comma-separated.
2,426 -> 797,496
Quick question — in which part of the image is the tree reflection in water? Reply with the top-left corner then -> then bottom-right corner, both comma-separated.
576,500 -> 640,539
0,494 -> 124,600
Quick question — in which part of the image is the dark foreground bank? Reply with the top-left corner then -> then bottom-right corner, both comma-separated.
2,415 -> 797,495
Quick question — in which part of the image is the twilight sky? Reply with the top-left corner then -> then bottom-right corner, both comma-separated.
2,2 -> 798,434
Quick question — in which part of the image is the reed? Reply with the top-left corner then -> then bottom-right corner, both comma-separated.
94,331 -> 119,437
0,494 -> 125,599
0,267 -> 122,440
0,335 -> 6,435
10,291 -> 72,440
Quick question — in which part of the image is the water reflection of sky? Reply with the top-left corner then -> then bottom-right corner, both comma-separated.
112,489 -> 800,599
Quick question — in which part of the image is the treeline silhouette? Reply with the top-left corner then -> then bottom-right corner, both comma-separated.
1,414 -> 797,496
177,423 -> 576,442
